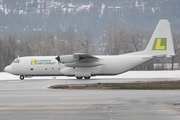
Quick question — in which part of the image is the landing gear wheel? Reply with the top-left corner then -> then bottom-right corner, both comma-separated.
76,76 -> 83,79
84,76 -> 91,79
19,75 -> 25,80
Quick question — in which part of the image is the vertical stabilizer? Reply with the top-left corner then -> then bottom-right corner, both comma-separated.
143,19 -> 175,56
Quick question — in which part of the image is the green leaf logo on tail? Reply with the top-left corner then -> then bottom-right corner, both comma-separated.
152,38 -> 167,50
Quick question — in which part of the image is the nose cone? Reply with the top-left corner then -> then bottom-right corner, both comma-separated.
4,65 -> 12,73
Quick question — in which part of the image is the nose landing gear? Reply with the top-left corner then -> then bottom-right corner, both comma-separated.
19,75 -> 25,80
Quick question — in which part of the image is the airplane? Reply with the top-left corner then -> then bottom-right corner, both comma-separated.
4,19 -> 175,80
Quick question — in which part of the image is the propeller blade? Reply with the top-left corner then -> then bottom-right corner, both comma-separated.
55,55 -> 61,63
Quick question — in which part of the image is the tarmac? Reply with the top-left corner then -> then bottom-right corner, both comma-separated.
0,77 -> 180,120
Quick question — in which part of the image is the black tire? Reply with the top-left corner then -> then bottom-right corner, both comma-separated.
19,75 -> 25,80
84,76 -> 91,79
76,76 -> 83,79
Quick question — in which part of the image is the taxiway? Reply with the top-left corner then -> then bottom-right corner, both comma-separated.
0,73 -> 180,120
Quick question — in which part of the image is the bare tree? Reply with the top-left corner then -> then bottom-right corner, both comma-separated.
102,23 -> 114,55
78,29 -> 94,54
103,23 -> 127,55
171,32 -> 180,70
0,34 -> 4,71
63,27 -> 77,54
55,28 -> 66,55
46,32 -> 56,55
128,29 -> 145,52
5,34 -> 18,60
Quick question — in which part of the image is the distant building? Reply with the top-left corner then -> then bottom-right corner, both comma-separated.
154,63 -> 179,70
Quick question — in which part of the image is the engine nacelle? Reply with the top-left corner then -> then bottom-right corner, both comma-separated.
60,55 -> 79,63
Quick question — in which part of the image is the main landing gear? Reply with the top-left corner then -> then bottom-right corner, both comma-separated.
84,76 -> 91,79
76,76 -> 91,79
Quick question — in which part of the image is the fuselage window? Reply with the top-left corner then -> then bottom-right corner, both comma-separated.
31,68 -> 33,70
52,68 -> 54,69
58,68 -> 60,70
45,68 -> 47,70
13,59 -> 20,63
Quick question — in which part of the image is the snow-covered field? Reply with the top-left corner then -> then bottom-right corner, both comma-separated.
1,70 -> 180,80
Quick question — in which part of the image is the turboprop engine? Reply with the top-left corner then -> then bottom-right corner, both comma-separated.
55,55 -> 79,63
55,54 -> 102,67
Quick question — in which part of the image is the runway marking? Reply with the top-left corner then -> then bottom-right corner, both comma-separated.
9,81 -> 22,83
0,105 -> 108,110
41,84 -> 56,89
161,103 -> 180,115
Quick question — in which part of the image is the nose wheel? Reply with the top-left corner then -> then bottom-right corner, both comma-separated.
19,75 -> 25,80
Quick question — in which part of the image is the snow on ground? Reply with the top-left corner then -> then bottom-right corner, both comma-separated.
1,70 -> 180,80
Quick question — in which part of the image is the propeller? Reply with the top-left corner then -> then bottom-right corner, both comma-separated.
55,55 -> 61,64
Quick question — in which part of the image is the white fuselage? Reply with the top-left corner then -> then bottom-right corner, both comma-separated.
5,55 -> 153,77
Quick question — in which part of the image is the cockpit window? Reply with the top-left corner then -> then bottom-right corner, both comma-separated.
13,59 -> 20,63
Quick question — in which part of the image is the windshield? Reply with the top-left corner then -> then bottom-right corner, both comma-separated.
13,59 -> 20,63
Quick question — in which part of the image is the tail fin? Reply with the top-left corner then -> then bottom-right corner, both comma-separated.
143,19 -> 175,56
